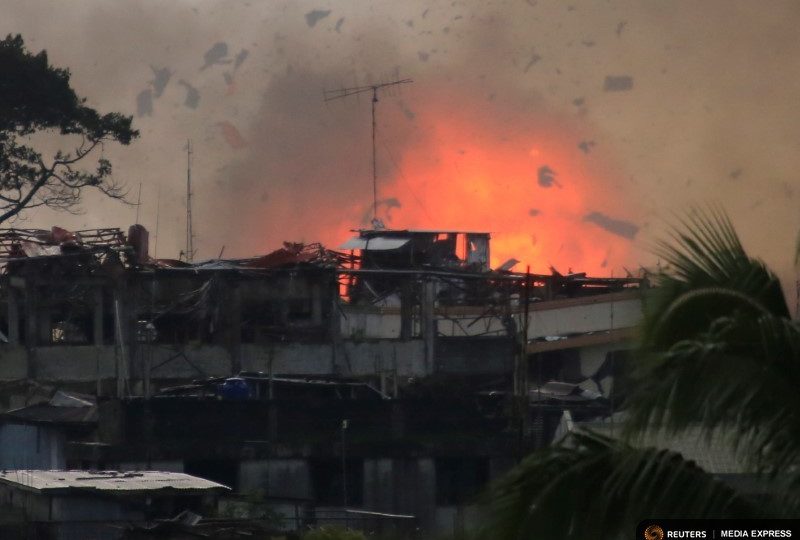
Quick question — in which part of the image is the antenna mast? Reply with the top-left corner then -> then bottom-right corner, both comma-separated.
324,78 -> 412,226
154,185 -> 161,259
134,182 -> 142,224
185,139 -> 194,262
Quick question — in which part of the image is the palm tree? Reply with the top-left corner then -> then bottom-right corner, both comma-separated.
483,208 -> 800,539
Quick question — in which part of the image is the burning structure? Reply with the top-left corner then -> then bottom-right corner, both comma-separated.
0,223 -> 646,535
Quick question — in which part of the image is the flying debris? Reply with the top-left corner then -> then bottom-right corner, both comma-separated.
200,42 -> 230,70
583,212 -> 639,239
529,208 -> 541,217
150,66 -> 173,98
178,80 -> 200,109
136,89 -> 153,117
729,168 -> 743,180
218,121 -> 247,149
220,49 -> 250,95
616,20 -> 628,36
233,48 -> 249,70
399,101 -> 415,120
418,51 -> 430,62
537,165 -> 560,188
603,75 -> 634,91
524,52 -> 542,72
572,97 -> 585,107
577,140 -> 596,154
305,9 -> 331,28
361,198 -> 402,225
335,18 -> 345,32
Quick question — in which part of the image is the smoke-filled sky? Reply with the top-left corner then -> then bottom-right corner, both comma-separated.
2,0 -> 799,291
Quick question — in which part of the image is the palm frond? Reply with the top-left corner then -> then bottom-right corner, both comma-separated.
626,208 -> 800,471
481,431 -> 762,540
626,310 -> 800,473
643,207 -> 789,350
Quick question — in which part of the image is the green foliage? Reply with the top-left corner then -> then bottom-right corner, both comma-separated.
482,431 -> 760,539
302,525 -> 366,540
628,208 -> 800,475
482,208 -> 800,538
0,34 -> 137,223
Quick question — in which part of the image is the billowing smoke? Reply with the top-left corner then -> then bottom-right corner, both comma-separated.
1,1 -> 798,287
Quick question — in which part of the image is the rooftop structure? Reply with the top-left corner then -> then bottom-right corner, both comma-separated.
341,228 -> 491,272
0,469 -> 229,494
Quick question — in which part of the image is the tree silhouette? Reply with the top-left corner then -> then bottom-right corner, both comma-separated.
0,34 -> 138,224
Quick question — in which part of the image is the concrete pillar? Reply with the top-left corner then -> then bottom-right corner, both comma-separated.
391,401 -> 405,440
36,305 -> 51,345
93,286 -> 104,346
394,458 -> 436,528
238,459 -> 311,499
330,285 -> 346,375
227,281 -> 242,375
7,289 -> 19,346
113,288 -> 128,399
422,279 -> 436,374
24,284 -> 34,346
399,280 -> 413,340
363,458 -> 394,512
311,283 -> 323,325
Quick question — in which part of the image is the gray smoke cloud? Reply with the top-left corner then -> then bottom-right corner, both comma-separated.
0,0 -> 798,294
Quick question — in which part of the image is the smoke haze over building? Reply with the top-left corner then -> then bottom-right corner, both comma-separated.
2,1 -> 798,289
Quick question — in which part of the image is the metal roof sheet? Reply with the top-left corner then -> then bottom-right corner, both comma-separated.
351,229 -> 490,235
0,470 -> 229,494
339,236 -> 410,250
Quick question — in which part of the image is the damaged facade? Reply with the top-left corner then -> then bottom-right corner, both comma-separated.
0,224 -> 647,536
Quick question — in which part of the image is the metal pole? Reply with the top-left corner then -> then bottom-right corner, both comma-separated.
523,266 -> 531,440
186,139 -> 194,262
341,419 -> 348,509
371,88 -> 378,222
135,182 -> 142,224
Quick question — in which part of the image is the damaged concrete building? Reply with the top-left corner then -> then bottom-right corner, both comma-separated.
0,224 -> 646,535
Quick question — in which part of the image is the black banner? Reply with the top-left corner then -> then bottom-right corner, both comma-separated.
637,521 -> 800,539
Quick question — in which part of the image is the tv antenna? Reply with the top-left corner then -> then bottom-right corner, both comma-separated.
183,139 -> 195,262
324,78 -> 412,227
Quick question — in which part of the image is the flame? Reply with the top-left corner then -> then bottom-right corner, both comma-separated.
356,92 -> 639,275
245,90 -> 639,276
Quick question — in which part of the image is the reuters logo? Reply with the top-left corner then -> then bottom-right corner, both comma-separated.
645,525 -> 665,540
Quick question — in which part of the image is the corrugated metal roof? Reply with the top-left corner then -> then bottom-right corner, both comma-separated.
1,391 -> 98,426
339,236 -> 410,250
350,229 -> 490,235
0,470 -> 229,494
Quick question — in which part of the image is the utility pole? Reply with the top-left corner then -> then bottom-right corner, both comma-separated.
324,78 -> 412,226
341,419 -> 349,509
185,139 -> 195,262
